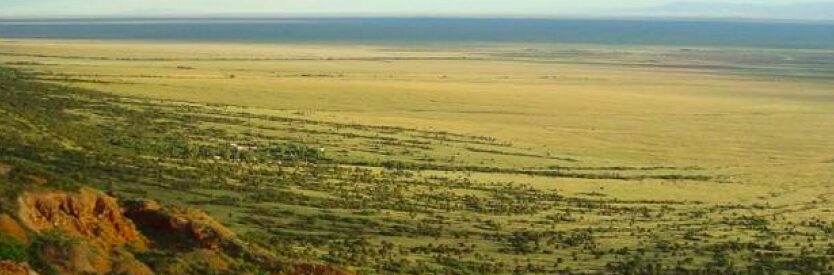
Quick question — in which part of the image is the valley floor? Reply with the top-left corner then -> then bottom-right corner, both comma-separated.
1,39 -> 833,274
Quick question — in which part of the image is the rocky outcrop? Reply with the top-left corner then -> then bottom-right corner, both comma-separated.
14,188 -> 152,274
0,176 -> 350,275
123,200 -> 233,251
17,188 -> 148,251
123,200 -> 300,273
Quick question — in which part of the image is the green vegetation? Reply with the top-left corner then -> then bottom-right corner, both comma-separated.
0,236 -> 27,262
1,40 -> 834,274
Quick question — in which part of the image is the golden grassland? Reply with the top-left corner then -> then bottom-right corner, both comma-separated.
3,39 -> 832,182
2,38 -> 834,273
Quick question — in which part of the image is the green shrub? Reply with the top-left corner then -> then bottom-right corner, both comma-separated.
26,230 -> 78,275
0,235 -> 27,262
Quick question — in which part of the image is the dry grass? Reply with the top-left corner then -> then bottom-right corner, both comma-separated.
2,38 -> 833,207
3,39 -> 834,272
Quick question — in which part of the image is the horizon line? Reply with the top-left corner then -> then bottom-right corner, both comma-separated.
1,13 -> 833,24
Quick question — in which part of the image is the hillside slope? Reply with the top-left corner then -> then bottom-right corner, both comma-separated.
0,65 -> 351,275
2,55 -> 834,275
0,173 -> 351,275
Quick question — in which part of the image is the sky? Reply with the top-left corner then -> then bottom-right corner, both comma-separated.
0,0 -> 831,18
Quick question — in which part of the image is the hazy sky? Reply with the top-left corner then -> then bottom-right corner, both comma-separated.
1,0 -> 831,17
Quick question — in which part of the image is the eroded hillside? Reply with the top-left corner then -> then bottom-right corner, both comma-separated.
0,171 -> 350,275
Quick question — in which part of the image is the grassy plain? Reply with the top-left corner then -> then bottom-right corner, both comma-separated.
1,39 -> 834,274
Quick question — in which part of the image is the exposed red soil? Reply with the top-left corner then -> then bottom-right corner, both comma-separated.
0,261 -> 37,275
6,182 -> 348,275
17,188 -> 148,250
0,214 -> 28,243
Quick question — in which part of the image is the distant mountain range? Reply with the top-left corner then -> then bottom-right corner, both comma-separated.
627,1 -> 834,20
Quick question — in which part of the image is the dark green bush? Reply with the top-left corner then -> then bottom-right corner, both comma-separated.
0,235 -> 27,262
